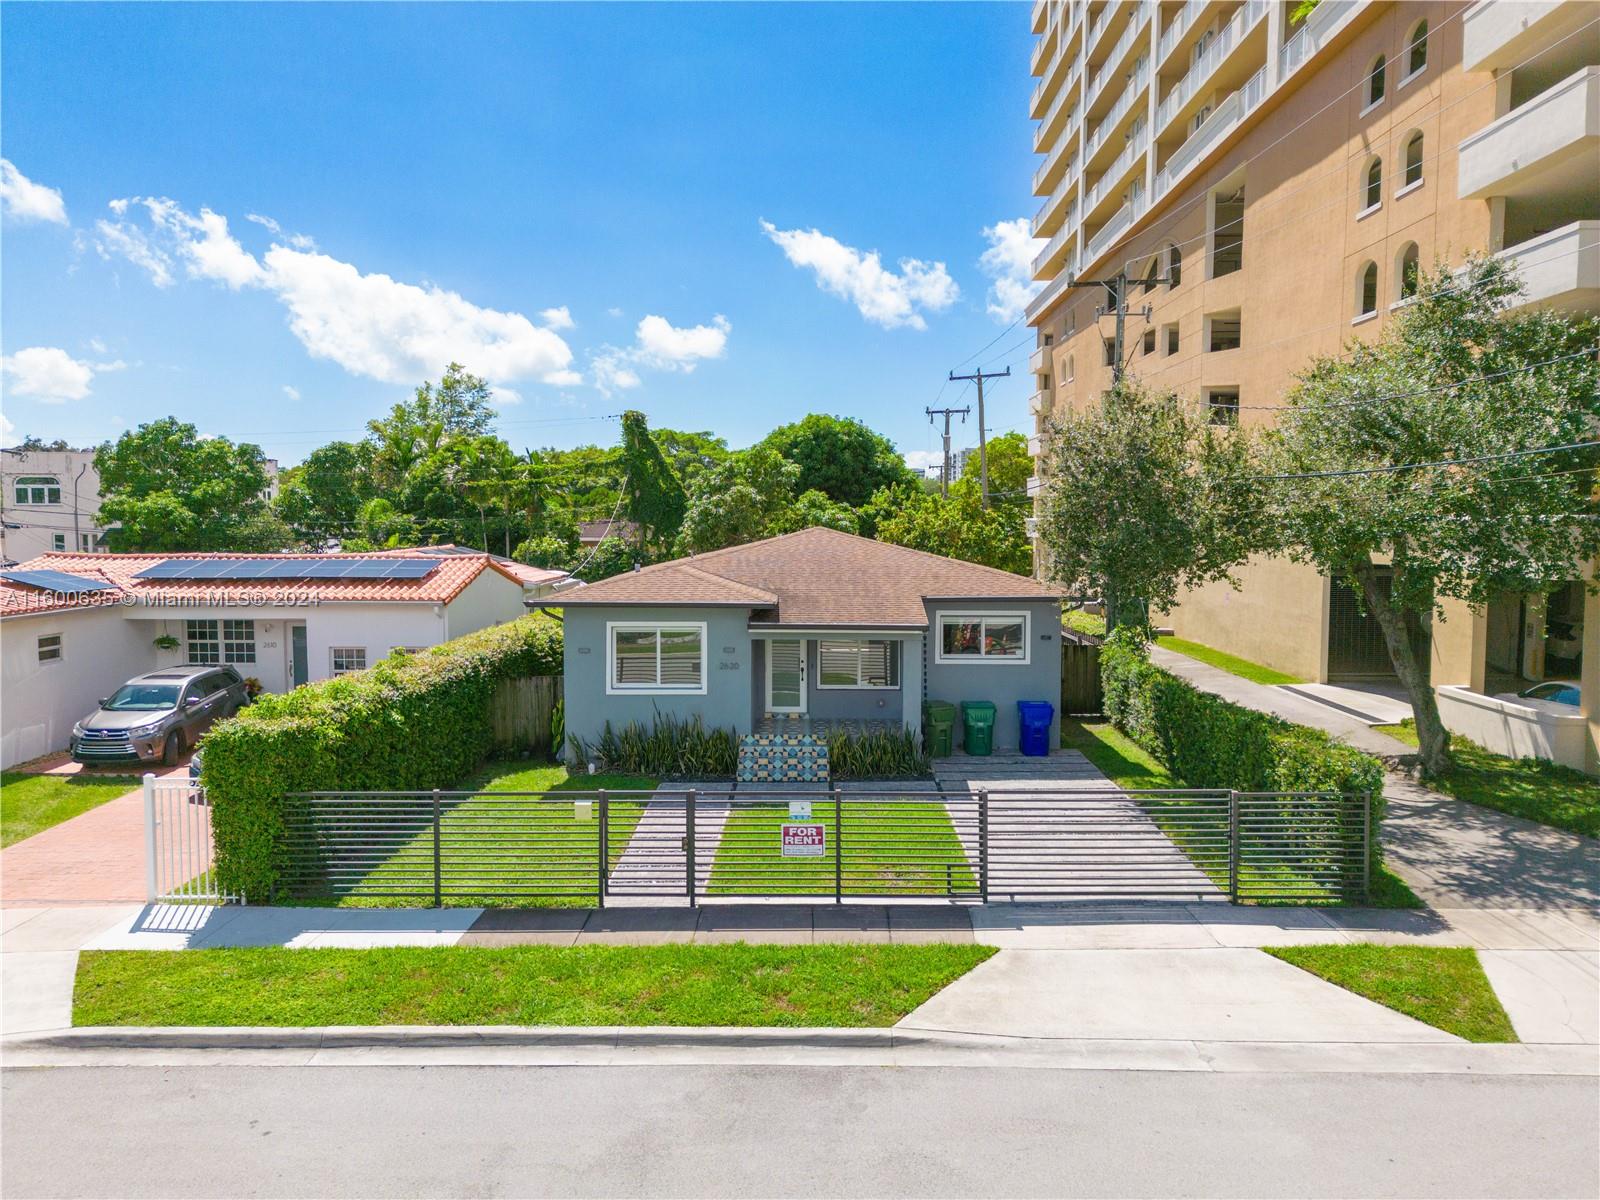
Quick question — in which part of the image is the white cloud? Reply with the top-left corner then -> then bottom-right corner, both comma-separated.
88,338 -> 109,354
589,314 -> 730,396
246,212 -> 315,250
544,369 -> 584,388
0,346 -> 121,403
903,450 -> 943,472
0,411 -> 14,438
0,159 -> 68,225
282,385 -> 301,401
490,386 -> 523,407
94,197 -> 579,389
606,307 -> 625,319
760,220 -> 957,330
539,306 -> 575,331
979,217 -> 1045,324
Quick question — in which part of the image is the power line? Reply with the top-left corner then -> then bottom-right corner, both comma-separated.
947,367 -> 1011,507
1238,348 -> 1600,412
1250,440 -> 1600,483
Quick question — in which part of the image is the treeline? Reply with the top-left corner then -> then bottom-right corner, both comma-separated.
88,363 -> 1036,579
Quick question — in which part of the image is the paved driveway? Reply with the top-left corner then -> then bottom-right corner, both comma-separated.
935,750 -> 1223,902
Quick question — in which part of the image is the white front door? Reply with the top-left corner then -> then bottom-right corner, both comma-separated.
765,638 -> 807,714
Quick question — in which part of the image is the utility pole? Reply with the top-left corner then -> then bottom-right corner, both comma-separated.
925,404 -> 970,497
946,366 -> 1010,508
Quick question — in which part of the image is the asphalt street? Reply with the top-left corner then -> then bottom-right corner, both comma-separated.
3,1064 -> 1596,1199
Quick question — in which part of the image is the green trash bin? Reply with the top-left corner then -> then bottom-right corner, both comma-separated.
922,700 -> 956,758
960,700 -> 997,756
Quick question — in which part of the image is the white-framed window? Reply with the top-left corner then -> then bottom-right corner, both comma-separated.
606,621 -> 707,694
1405,20 -> 1428,79
37,633 -> 62,664
13,476 -> 61,505
186,619 -> 255,664
1205,387 -> 1241,427
1356,261 -> 1379,318
222,619 -> 256,664
1362,157 -> 1382,210
1402,131 -> 1424,189
331,647 -> 367,676
936,611 -> 1031,665
1365,55 -> 1386,108
52,533 -> 66,551
186,620 -> 220,665
817,639 -> 900,689
78,532 -> 94,552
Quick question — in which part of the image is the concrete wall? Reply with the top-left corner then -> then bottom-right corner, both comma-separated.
1,607 -> 151,768
561,605 -> 756,756
443,569 -> 526,640
0,448 -> 107,563
921,599 -> 1062,752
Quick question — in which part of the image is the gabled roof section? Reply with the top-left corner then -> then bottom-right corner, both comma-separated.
560,527 -> 1059,626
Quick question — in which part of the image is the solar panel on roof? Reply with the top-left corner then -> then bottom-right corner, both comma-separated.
132,561 -> 193,579
384,560 -> 439,578
0,569 -> 117,594
128,556 -> 443,584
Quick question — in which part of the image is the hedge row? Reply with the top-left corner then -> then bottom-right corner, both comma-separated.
1100,630 -> 1386,874
203,615 -> 562,901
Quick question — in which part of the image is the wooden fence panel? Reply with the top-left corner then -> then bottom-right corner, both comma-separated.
490,675 -> 563,754
1060,632 -> 1103,715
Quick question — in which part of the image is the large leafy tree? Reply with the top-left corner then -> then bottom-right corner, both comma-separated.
96,418 -> 289,552
1036,381 -> 1265,631
650,428 -> 729,484
959,431 -> 1033,506
619,410 -> 687,549
1267,256 -> 1600,775
761,413 -> 916,507
676,447 -> 801,554
274,440 -> 371,547
872,482 -> 1033,576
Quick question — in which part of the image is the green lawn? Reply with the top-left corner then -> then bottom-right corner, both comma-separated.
1376,720 -> 1599,839
1059,719 -> 1421,908
1266,944 -> 1517,1043
282,762 -> 659,908
708,796 -> 976,897
72,943 -> 994,1028
1,770 -> 142,848
1156,636 -> 1302,686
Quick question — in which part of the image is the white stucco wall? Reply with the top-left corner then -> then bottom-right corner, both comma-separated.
1,607 -> 151,768
443,569 -> 526,640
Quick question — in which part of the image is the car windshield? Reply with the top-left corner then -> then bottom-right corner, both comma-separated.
1522,683 -> 1579,705
102,684 -> 181,711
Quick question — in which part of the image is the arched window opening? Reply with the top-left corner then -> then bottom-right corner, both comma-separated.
1367,56 -> 1386,106
1166,243 -> 1182,287
1404,132 -> 1424,187
1364,159 -> 1382,209
1358,262 -> 1379,316
1398,244 -> 1420,300
1407,21 -> 1428,76
14,476 -> 61,506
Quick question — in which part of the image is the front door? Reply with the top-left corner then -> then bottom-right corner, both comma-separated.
765,638 -> 807,715
289,623 -> 309,688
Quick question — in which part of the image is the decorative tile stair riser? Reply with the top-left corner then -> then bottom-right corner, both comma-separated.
737,732 -> 830,783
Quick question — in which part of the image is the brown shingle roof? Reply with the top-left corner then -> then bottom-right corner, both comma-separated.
561,527 -> 1059,627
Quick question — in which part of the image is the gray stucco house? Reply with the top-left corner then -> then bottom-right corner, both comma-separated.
559,527 -> 1063,756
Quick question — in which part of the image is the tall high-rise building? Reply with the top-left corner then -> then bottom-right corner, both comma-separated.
1025,0 -> 1598,767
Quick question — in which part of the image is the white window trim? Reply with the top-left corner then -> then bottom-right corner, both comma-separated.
330,646 -> 368,676
1397,64 -> 1426,92
1356,201 -> 1381,221
1359,96 -> 1383,118
1394,177 -> 1424,200
37,632 -> 63,665
815,639 -> 901,690
605,620 -> 709,695
934,611 -> 1032,666
1351,310 -> 1379,326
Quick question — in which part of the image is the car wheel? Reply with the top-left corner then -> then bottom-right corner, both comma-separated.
161,730 -> 182,767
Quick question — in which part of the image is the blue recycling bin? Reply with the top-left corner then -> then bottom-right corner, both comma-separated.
1017,700 -> 1054,757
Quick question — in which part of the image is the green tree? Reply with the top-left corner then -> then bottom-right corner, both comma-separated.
959,431 -> 1033,504
676,447 -> 802,554
274,441 -> 370,546
771,489 -> 860,536
1266,256 -> 1600,775
761,414 -> 916,507
872,484 -> 1032,576
1037,381 -> 1264,632
96,418 -> 284,552
651,428 -> 729,484
619,410 -> 687,549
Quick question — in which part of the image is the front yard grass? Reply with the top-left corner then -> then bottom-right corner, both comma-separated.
1376,720 -> 1599,839
707,796 -> 976,897
283,762 -> 659,908
72,943 -> 994,1028
1060,718 -> 1421,908
1,770 -> 142,848
1265,944 -> 1517,1043
1156,636 -> 1302,686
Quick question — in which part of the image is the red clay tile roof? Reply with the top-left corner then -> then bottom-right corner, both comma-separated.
369,545 -> 568,589
0,548 -> 530,618
561,528 -> 1059,627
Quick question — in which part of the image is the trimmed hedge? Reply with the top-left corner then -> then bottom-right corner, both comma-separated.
203,615 -> 562,901
570,717 -> 933,781
1101,629 -> 1386,880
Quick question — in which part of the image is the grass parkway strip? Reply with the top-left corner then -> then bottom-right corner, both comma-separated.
71,944 -> 995,1028
1,770 -> 143,848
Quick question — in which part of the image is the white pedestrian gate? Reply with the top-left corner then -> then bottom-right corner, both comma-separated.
143,773 -> 234,902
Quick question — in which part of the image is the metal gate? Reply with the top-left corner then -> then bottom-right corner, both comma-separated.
275,786 -> 1372,906
144,773 -> 234,902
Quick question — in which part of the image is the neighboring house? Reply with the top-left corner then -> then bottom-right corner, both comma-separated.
0,548 -> 566,768
0,446 -> 111,563
577,518 -> 641,548
1024,0 -> 1598,768
560,527 -> 1062,757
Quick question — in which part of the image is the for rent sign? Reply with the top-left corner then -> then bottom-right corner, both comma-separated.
780,823 -> 826,857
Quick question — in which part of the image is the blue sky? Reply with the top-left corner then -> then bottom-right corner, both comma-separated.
1,2 -> 1041,469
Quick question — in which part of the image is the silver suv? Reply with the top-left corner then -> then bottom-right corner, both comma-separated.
71,666 -> 250,767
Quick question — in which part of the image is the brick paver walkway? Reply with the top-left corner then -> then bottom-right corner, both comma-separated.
2,766 -> 189,906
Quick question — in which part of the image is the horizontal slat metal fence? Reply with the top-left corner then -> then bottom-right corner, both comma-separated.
144,773 -> 235,902
275,786 -> 1372,906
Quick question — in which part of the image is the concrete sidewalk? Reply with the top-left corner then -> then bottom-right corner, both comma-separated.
1149,645 -> 1600,912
